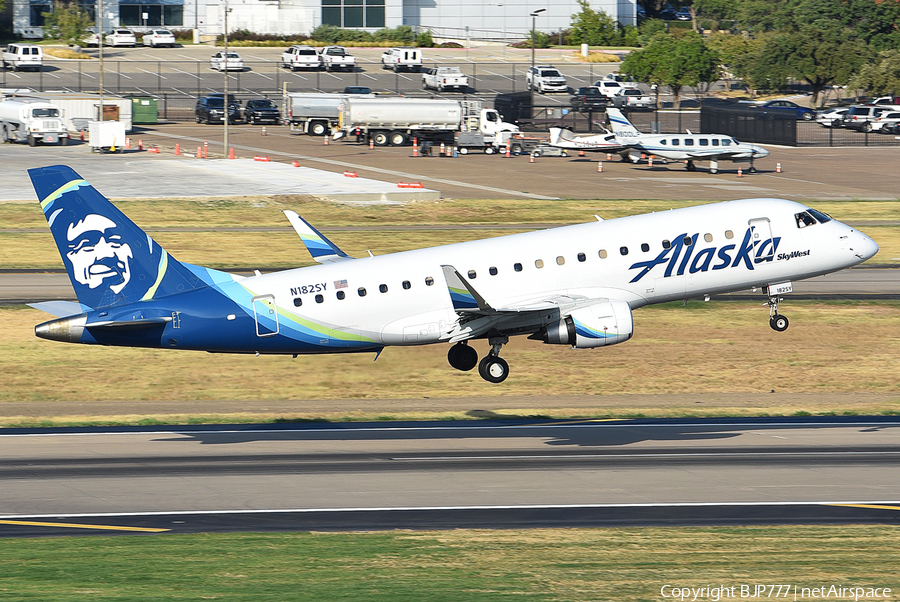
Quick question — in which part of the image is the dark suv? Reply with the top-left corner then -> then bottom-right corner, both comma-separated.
242,98 -> 281,125
195,96 -> 241,124
570,87 -> 608,112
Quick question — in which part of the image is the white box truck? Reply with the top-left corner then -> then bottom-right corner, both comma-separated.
16,92 -> 132,133
0,98 -> 69,146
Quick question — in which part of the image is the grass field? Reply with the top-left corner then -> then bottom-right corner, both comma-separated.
1,197 -> 898,269
1,526 -> 898,601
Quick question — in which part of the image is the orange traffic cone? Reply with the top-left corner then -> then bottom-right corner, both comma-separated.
529,153 -> 535,163
125,137 -> 131,149
648,155 -> 653,167
291,159 -> 300,167
324,136 -> 329,146
138,139 -> 143,151
606,153 -> 611,160
776,162 -> 782,173
174,143 -> 180,156
229,147 -> 235,159
597,161 -> 603,173
196,146 -> 202,158
369,139 -> 374,149
262,127 -> 267,136
737,168 -> 743,177
80,130 -> 85,141
578,150 -> 585,157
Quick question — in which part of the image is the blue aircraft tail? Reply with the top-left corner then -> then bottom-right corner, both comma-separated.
29,165 -> 206,309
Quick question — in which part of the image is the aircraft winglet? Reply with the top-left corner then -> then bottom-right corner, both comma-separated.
283,210 -> 353,264
441,265 -> 494,312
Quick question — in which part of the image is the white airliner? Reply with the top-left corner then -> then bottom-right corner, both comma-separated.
29,165 -> 877,383
548,127 -> 627,154
607,108 -> 770,173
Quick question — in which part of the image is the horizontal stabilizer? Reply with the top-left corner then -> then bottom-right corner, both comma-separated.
28,300 -> 91,318
284,210 -> 353,264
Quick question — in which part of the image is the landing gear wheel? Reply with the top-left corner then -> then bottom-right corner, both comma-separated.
709,167 -> 718,174
685,161 -> 696,172
448,343 -> 478,371
478,355 -> 509,383
749,165 -> 757,173
770,314 -> 789,332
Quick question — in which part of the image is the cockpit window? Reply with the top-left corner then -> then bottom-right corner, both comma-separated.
795,211 -> 817,228
807,208 -> 832,223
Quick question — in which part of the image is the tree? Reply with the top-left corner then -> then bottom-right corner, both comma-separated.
569,0 -> 618,46
850,50 -> 900,97
42,0 -> 93,48
622,31 -> 719,106
706,31 -> 764,91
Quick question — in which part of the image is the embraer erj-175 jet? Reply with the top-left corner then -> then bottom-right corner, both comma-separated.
29,165 -> 876,383
607,108 -> 770,173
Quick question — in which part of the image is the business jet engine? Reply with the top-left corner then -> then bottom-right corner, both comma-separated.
534,299 -> 633,349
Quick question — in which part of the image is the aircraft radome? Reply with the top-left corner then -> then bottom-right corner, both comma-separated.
29,165 -> 877,383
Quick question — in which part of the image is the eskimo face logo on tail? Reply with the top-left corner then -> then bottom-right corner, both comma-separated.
66,214 -> 133,294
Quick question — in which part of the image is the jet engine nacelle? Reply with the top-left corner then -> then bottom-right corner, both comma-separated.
542,299 -> 633,349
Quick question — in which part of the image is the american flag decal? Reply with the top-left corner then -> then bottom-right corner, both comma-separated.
334,279 -> 348,289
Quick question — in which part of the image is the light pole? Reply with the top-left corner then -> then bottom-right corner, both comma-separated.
529,8 -> 545,117
223,1 -> 231,159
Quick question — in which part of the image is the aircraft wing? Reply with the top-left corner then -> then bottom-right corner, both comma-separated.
439,264 -> 614,342
284,210 -> 353,264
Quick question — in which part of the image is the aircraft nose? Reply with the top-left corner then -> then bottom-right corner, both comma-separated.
857,232 -> 879,261
753,145 -> 770,158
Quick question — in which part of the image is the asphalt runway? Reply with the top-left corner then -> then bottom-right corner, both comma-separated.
1,417 -> 899,537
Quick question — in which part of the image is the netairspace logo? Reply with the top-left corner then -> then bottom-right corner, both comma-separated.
660,584 -> 892,602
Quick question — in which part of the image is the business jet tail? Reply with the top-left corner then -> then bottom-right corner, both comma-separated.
606,108 -> 641,136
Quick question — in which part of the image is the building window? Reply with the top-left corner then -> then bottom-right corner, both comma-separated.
322,0 -> 384,28
119,3 -> 183,27
31,4 -> 51,26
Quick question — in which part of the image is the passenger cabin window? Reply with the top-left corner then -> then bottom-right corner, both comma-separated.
556,256 -> 565,265
489,267 -> 498,275
425,277 -> 434,286
379,284 -> 388,293
712,139 -> 720,146
683,236 -> 693,246
577,253 -> 586,262
535,259 -> 544,268
402,280 -> 411,290
620,246 -> 629,256
699,139 -> 709,146
722,139 -> 732,146
293,298 -> 302,307
684,139 -> 694,146
641,243 -> 650,252
725,230 -> 734,239
662,239 -> 671,249
704,233 -> 713,243
468,270 -> 477,279
315,294 -> 324,303
358,287 -> 367,296
599,249 -> 608,259
795,211 -> 817,228
660,139 -> 667,145
514,263 -> 523,272
337,290 -> 345,300
672,139 -> 680,146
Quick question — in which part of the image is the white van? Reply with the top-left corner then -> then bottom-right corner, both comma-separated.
2,44 -> 43,72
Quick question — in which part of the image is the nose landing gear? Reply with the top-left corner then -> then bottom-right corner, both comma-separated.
766,289 -> 789,332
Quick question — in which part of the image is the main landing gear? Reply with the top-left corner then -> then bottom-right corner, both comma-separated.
448,336 -> 510,383
766,292 -> 789,332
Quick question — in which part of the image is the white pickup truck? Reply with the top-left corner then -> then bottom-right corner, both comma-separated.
381,47 -> 422,73
612,88 -> 653,110
422,67 -> 469,92
281,45 -> 321,71
0,98 -> 69,146
319,46 -> 356,72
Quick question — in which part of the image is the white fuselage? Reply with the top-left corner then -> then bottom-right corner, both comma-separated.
242,199 -> 875,347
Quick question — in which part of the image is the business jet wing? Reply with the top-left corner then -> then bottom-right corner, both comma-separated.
284,210 -> 354,263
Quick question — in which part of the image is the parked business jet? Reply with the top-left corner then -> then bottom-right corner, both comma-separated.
29,165 -> 876,383
548,127 -> 627,154
607,108 -> 769,173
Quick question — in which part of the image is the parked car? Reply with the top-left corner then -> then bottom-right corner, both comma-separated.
242,98 -> 281,125
319,45 -> 355,72
195,96 -> 241,124
612,87 -> 653,110
81,33 -> 100,47
570,87 -> 608,112
343,86 -> 372,95
142,29 -> 176,48
592,80 -> 626,99
106,29 -> 137,47
380,47 -> 422,72
526,65 -> 568,94
868,110 -> 900,133
210,51 -> 244,72
281,45 -> 321,71
603,72 -> 639,88
842,105 -> 892,131
753,100 -> 815,120
816,107 -> 849,128
2,43 -> 43,72
675,7 -> 692,20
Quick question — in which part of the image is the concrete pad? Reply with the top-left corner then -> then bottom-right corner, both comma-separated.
0,145 -> 440,203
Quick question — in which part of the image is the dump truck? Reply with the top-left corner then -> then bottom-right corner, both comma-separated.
0,97 -> 69,146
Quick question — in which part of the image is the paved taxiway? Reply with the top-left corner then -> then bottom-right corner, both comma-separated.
1,417 -> 899,536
